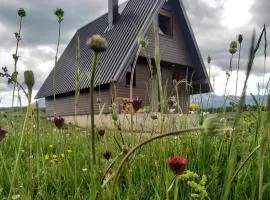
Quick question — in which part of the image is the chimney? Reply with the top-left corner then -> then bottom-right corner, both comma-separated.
108,0 -> 119,29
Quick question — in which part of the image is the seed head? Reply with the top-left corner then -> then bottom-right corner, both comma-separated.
238,34 -> 243,44
18,8 -> 26,17
54,8 -> 64,22
86,34 -> 108,53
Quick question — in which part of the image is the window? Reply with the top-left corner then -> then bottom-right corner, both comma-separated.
158,13 -> 172,36
126,70 -> 136,87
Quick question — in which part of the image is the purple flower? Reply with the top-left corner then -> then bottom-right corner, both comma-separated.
167,156 -> 188,175
54,115 -> 64,129
0,128 -> 8,142
131,98 -> 143,112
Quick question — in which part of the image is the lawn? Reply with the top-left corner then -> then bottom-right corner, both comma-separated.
0,109 -> 269,199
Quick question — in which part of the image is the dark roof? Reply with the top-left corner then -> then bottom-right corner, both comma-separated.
36,0 -> 211,99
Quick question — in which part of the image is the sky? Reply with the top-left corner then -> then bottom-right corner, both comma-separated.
0,0 -> 269,107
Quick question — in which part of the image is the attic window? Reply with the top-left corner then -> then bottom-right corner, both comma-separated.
158,12 -> 172,36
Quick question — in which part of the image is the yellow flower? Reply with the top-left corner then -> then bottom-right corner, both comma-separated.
52,155 -> 58,159
61,153 -> 65,158
44,154 -> 50,160
190,103 -> 199,111
49,145 -> 53,148
67,149 -> 72,154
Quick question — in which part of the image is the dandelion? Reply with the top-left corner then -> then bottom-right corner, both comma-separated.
44,154 -> 50,160
167,156 -> 188,175
0,127 -> 7,142
54,115 -> 64,129
190,103 -> 199,111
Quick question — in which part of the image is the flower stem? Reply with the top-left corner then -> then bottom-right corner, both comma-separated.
8,106 -> 30,199
89,52 -> 99,165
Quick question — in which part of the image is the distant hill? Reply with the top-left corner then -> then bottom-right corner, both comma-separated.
191,94 -> 268,108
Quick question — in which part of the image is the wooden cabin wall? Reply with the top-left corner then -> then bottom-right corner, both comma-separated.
117,63 -> 190,113
45,89 -> 111,117
140,3 -> 193,67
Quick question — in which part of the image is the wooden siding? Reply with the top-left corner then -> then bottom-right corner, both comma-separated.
117,62 -> 190,113
45,90 -> 111,117
140,3 -> 193,67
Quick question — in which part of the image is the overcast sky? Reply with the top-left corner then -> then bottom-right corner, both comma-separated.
0,0 -> 269,107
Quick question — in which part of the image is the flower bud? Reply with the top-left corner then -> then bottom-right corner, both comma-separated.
103,150 -> 112,160
0,127 -> 7,142
238,34 -> 243,44
24,70 -> 35,91
54,115 -> 64,129
86,34 -> 108,53
18,8 -> 26,17
54,8 -> 64,22
98,128 -> 105,136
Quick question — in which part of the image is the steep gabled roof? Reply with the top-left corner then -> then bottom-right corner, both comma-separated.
36,0 -> 211,99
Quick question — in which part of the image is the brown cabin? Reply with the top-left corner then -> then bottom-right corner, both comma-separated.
36,0 -> 211,118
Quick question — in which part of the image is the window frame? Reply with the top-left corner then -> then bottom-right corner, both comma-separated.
158,9 -> 173,37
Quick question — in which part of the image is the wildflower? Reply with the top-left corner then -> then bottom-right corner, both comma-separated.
24,70 -> 35,91
238,34 -> 243,44
82,168 -> 87,172
54,8 -> 64,22
67,149 -> 72,154
224,127 -> 233,137
86,34 -> 108,53
190,103 -> 199,111
54,115 -> 64,129
44,154 -> 50,160
52,155 -> 58,159
229,41 -> 238,55
0,127 -> 7,142
132,98 -> 143,112
202,116 -> 222,135
103,150 -> 112,160
60,153 -> 65,158
17,8 -> 26,17
49,144 -> 53,148
167,156 -> 188,175
98,128 -> 105,136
